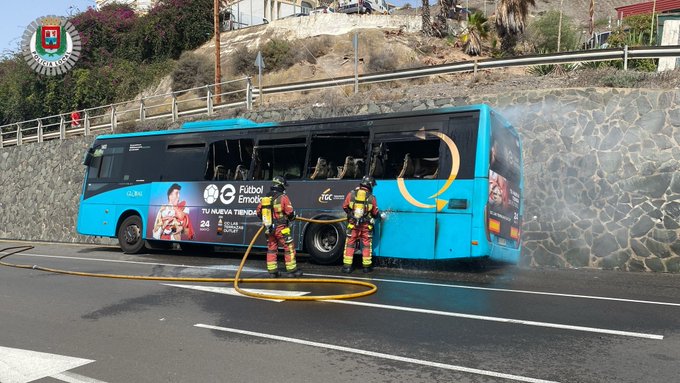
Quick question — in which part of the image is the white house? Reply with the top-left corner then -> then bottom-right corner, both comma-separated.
95,0 -> 159,13
223,0 -> 319,29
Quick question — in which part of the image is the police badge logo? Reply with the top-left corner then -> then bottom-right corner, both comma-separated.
21,15 -> 81,76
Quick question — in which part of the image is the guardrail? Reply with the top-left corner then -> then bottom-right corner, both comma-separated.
1,45 -> 679,148
0,77 -> 253,148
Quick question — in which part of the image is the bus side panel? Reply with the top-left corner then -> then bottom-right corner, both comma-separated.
433,178 -> 474,260
490,245 -> 521,264
77,203 -> 116,237
434,214 -> 471,259
471,178 -> 491,258
77,184 -> 152,238
378,212 -> 435,259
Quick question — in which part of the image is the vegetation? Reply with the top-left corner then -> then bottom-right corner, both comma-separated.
368,49 -> 398,72
461,11 -> 490,56
528,10 -> 578,53
171,53 -> 213,96
229,36 -> 332,76
421,0 -> 433,36
0,0 -> 213,125
591,14 -> 658,72
495,0 -> 536,54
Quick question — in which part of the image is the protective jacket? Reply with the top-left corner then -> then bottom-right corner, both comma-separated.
256,189 -> 298,274
342,186 -> 379,268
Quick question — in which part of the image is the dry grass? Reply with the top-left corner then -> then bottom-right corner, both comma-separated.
567,67 -> 680,88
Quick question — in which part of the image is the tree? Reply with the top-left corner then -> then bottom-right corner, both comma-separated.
462,11 -> 489,56
495,0 -> 536,54
528,10 -> 577,53
422,0 -> 433,36
434,0 -> 453,37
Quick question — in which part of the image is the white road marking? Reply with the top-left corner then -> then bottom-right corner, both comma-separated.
324,299 -> 664,340
0,346 -> 95,383
194,324 -> 561,383
163,283 -> 310,302
52,371 -> 108,383
306,272 -> 680,308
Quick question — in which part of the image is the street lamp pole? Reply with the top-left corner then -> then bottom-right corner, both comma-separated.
214,0 -> 222,104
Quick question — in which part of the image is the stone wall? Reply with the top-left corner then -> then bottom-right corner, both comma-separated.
1,87 -> 679,272
0,136 -> 102,244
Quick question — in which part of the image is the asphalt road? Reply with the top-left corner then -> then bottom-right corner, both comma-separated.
1,240 -> 679,383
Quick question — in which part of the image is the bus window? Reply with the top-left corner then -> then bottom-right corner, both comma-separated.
308,133 -> 368,180
253,138 -> 307,180
161,142 -> 207,182
370,134 -> 440,179
87,145 -> 124,181
206,139 -> 254,181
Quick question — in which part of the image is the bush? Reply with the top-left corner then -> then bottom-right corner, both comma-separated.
368,49 -> 397,73
230,46 -> 258,76
296,36 -> 333,64
262,38 -> 297,72
601,71 -> 645,88
172,53 -> 213,95
528,10 -> 578,53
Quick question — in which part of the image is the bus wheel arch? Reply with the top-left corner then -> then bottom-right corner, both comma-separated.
303,215 -> 345,265
117,211 -> 145,254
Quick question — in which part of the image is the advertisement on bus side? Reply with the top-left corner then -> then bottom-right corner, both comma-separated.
145,181 -> 351,245
488,123 -> 521,243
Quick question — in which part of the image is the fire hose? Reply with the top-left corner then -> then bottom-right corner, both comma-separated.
0,216 -> 377,301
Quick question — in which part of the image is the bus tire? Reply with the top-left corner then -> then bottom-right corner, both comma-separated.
305,221 -> 345,265
118,215 -> 145,254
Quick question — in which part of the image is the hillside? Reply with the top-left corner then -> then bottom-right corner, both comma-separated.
130,3 -> 674,120
401,0 -> 644,28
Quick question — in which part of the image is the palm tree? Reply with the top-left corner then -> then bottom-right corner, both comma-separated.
462,11 -> 489,56
422,0 -> 433,36
495,0 -> 536,54
434,0 -> 454,37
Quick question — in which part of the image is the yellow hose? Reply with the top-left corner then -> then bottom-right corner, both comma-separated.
0,216 -> 378,301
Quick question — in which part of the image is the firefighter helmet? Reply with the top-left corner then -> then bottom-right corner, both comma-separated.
359,176 -> 376,190
272,175 -> 289,189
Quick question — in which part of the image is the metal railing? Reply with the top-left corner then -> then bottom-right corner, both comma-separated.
1,45 -> 679,148
0,77 -> 253,148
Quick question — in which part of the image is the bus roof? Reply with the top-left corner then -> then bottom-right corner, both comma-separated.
94,104 -> 492,141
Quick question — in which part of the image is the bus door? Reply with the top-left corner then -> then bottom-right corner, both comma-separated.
433,114 -> 479,259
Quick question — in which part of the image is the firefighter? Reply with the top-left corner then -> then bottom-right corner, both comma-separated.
342,176 -> 379,274
256,176 -> 303,278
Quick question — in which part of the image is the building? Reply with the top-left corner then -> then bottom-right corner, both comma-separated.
95,0 -> 160,13
222,0 -> 318,29
615,0 -> 680,19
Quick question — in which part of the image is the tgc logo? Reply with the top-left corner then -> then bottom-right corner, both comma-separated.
318,188 -> 333,204
220,184 -> 236,204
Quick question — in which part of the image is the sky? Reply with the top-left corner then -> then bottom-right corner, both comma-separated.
0,0 -> 96,56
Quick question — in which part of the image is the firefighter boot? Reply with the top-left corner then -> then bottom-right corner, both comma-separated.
286,268 -> 303,277
268,270 -> 280,278
341,265 -> 353,274
363,265 -> 374,273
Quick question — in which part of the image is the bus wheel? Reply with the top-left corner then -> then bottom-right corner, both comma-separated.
305,221 -> 345,265
118,215 -> 145,254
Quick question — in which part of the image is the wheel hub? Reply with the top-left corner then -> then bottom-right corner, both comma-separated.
124,224 -> 140,244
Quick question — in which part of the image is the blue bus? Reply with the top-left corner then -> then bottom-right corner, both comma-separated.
77,105 -> 523,264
